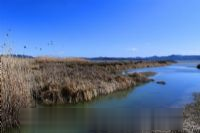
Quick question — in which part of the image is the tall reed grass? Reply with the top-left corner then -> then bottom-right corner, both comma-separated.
32,58 -> 171,104
0,56 -> 172,132
1,57 -> 34,132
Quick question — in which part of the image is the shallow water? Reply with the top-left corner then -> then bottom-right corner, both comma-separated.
18,61 -> 200,133
64,61 -> 200,108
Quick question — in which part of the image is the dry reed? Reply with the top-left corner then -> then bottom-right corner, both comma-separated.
32,58 -> 171,104
1,57 -> 34,132
0,56 -> 172,132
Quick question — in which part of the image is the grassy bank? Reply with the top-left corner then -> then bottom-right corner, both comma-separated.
1,56 -> 172,131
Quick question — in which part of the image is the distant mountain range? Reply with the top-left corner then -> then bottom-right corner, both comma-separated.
1,54 -> 200,61
89,55 -> 200,61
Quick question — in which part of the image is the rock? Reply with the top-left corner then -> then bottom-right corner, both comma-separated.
149,79 -> 155,82
197,64 -> 200,69
156,81 -> 166,85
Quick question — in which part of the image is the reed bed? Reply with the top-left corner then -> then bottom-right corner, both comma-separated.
35,56 -> 89,63
32,58 -> 171,104
0,56 -> 172,131
1,57 -> 34,132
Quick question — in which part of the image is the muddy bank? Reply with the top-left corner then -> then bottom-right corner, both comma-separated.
153,93 -> 200,133
183,93 -> 200,133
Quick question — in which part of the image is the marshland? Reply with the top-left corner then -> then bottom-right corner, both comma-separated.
2,56 -> 200,133
1,56 -> 172,132
2,0 -> 200,132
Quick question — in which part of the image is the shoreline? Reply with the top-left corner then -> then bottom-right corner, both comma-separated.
32,58 -> 171,105
183,93 -> 200,132
1,57 -> 173,132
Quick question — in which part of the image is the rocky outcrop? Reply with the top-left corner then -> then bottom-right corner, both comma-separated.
197,64 -> 200,69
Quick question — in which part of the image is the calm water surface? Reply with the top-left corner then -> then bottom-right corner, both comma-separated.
19,61 -> 200,133
68,61 -> 200,108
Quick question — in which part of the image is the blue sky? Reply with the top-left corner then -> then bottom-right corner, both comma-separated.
0,0 -> 200,57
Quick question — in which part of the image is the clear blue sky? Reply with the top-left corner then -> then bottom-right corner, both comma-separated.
0,0 -> 200,57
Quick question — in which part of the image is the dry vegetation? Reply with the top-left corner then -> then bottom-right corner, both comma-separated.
1,57 -> 34,132
183,93 -> 200,133
32,58 -> 170,104
1,56 -> 172,131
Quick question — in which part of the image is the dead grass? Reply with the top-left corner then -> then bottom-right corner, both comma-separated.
32,58 -> 171,104
1,57 -> 34,132
35,56 -> 89,63
1,56 -> 172,131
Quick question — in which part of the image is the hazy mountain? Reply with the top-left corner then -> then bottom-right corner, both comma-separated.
1,54 -> 200,61
89,55 -> 200,61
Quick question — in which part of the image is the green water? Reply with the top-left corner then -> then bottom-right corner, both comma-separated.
18,61 -> 200,132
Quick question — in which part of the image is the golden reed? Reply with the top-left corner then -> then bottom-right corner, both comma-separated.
1,57 -> 34,132
0,56 -> 172,132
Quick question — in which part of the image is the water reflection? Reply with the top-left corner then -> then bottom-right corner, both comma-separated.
19,108 -> 183,133
17,61 -> 200,132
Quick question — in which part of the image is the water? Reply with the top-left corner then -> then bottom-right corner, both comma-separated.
67,61 -> 200,108
18,61 -> 200,133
